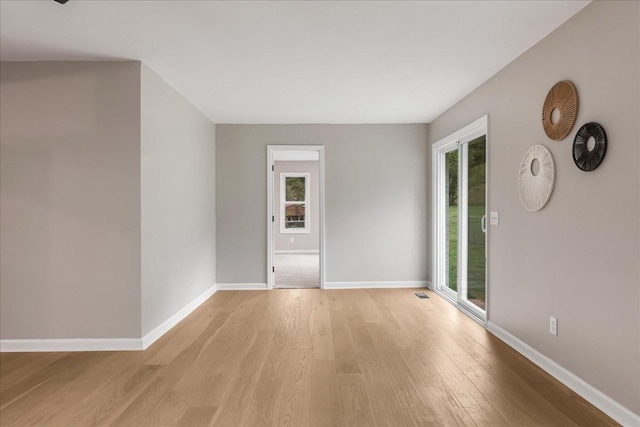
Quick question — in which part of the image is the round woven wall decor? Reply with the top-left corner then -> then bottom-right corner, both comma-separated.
542,80 -> 578,140
573,122 -> 607,171
518,145 -> 555,212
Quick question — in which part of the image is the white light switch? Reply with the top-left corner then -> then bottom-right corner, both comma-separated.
290,237 -> 295,243
490,211 -> 499,226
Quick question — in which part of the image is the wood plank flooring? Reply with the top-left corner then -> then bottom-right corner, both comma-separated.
0,289 -> 618,426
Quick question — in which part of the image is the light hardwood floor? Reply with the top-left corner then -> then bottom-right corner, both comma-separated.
0,289 -> 617,426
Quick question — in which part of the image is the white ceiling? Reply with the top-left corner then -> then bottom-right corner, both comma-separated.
0,0 -> 589,124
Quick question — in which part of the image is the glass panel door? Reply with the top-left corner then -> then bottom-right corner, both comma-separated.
445,148 -> 459,294
433,117 -> 487,321
463,136 -> 486,311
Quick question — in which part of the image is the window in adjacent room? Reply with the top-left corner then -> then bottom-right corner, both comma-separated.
280,173 -> 310,233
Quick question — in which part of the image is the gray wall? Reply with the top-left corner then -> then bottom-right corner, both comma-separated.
0,61 -> 142,339
274,161 -> 319,252
140,64 -> 216,336
429,1 -> 639,414
216,124 -> 429,284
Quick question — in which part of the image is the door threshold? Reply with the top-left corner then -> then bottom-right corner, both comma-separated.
432,288 -> 487,327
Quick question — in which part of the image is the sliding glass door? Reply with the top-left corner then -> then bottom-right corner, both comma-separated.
444,146 -> 459,294
433,117 -> 487,321
462,135 -> 486,312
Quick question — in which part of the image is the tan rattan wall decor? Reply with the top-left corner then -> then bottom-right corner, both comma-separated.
542,80 -> 578,140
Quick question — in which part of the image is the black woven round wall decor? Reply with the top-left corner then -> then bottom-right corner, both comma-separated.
572,122 -> 607,171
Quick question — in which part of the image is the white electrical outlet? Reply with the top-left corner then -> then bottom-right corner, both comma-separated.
290,237 -> 294,243
490,211 -> 499,226
549,316 -> 558,336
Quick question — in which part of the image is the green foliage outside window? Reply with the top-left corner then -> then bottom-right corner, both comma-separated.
286,177 -> 306,201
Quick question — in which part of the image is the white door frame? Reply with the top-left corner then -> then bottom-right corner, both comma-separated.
267,145 -> 325,290
431,115 -> 489,324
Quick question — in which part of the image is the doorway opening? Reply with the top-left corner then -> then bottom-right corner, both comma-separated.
432,116 -> 488,323
267,146 -> 325,289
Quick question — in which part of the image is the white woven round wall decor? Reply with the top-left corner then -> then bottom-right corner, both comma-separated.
518,145 -> 555,211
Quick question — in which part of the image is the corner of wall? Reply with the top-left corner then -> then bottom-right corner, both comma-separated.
139,63 -> 216,338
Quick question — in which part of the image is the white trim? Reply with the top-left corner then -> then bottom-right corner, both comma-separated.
0,338 -> 143,352
487,321 -> 640,426
432,115 -> 489,149
0,284 -> 218,352
274,250 -> 319,254
319,147 -> 326,291
484,116 -> 491,319
267,148 -> 274,289
216,283 -> 268,290
273,150 -> 319,161
267,145 -> 325,291
324,281 -> 430,290
141,284 -> 217,349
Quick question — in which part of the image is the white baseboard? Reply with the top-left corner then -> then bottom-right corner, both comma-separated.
217,283 -> 268,290
274,250 -> 319,254
324,280 -> 430,290
141,284 -> 217,349
487,321 -> 640,426
0,284 -> 218,353
0,338 -> 143,352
